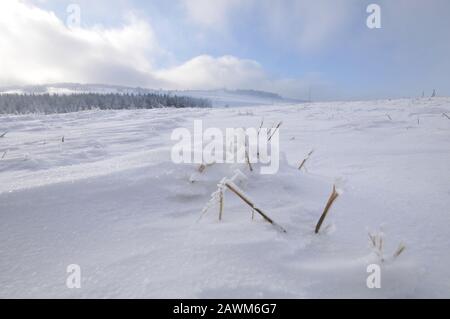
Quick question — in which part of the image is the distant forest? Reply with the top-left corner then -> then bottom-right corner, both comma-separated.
0,93 -> 211,114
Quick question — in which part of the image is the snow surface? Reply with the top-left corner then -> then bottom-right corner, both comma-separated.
1,98 -> 450,298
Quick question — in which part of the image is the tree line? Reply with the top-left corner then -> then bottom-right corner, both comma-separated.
0,93 -> 211,114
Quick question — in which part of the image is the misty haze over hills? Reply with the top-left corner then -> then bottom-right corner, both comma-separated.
0,83 -> 304,110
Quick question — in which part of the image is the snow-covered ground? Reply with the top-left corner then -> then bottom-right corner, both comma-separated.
1,98 -> 450,298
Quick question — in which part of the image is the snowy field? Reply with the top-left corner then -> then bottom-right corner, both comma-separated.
1,98 -> 450,298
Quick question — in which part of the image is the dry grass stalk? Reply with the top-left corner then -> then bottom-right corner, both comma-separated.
298,159 -> 308,171
443,113 -> 450,120
198,164 -> 206,173
315,185 -> 339,234
257,118 -> 264,138
198,162 -> 215,173
267,121 -> 282,142
369,230 -> 406,262
298,149 -> 314,171
256,118 -> 265,159
368,233 -> 377,247
225,181 -> 287,233
369,231 -> 385,262
218,190 -> 224,221
245,147 -> 253,172
379,237 -> 383,253
393,243 -> 406,258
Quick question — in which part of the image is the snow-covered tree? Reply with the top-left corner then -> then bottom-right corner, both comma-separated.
0,93 -> 211,114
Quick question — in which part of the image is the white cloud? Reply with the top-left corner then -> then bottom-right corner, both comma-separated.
156,55 -> 265,90
261,0 -> 356,52
0,0 -> 316,99
0,0 -> 163,87
181,0 -> 247,30
155,55 -> 325,99
180,0 -> 356,51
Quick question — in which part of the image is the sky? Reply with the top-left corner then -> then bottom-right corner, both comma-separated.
0,0 -> 449,100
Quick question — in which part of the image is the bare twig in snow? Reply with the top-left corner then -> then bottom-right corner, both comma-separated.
0,131 -> 7,138
315,185 -> 339,234
443,113 -> 450,120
